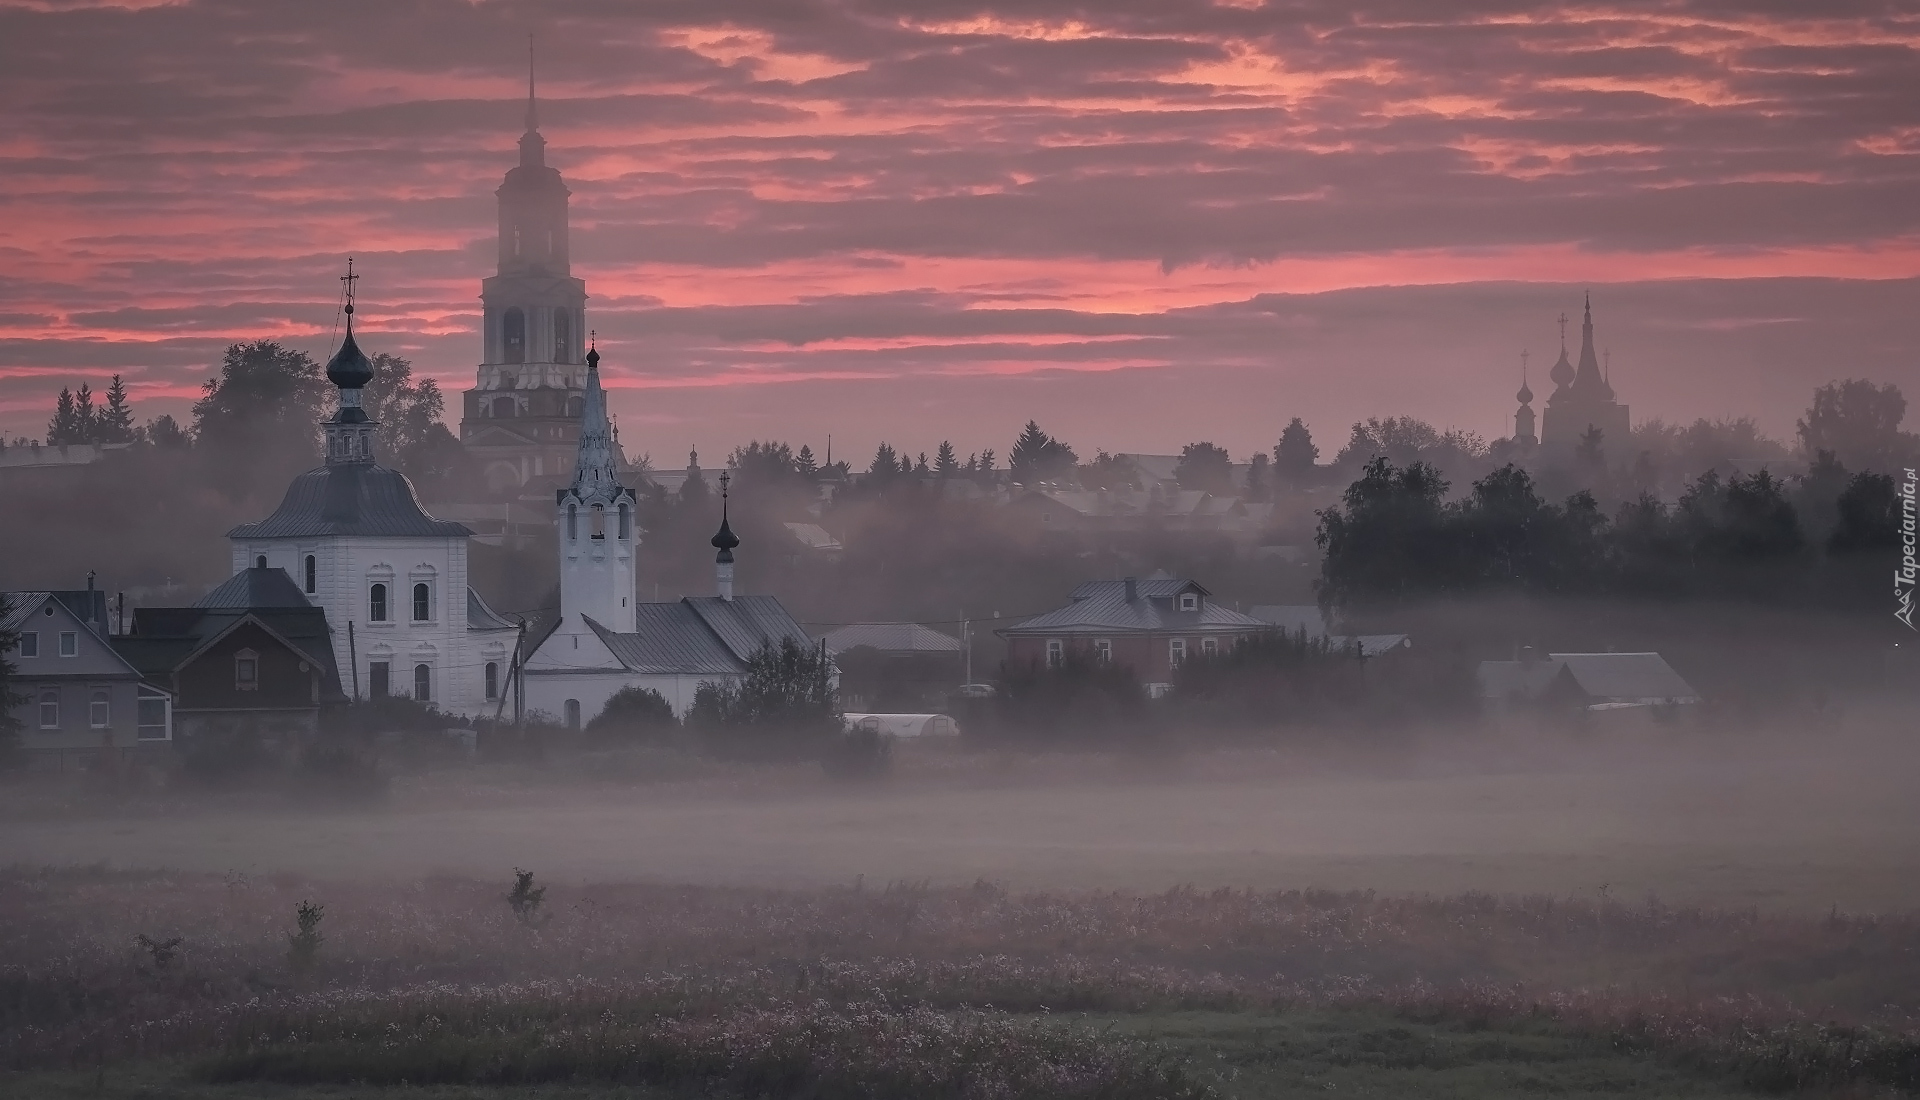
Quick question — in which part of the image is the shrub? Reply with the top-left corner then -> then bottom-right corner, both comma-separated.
822,724 -> 893,779
586,686 -> 676,739
690,638 -> 841,758
286,901 -> 323,976
990,649 -> 1149,742
506,869 -> 548,928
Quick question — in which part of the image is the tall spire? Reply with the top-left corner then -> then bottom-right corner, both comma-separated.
525,35 -> 538,134
517,36 -> 546,168
569,341 -> 617,494
1572,290 -> 1605,393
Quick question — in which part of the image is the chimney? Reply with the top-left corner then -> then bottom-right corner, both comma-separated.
1124,576 -> 1138,602
1519,644 -> 1539,666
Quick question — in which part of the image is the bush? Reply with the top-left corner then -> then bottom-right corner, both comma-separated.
689,638 -> 841,759
990,649 -> 1150,743
586,686 -> 676,739
822,724 -> 893,779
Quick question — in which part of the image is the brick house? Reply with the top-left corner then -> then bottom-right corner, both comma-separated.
996,573 -> 1270,686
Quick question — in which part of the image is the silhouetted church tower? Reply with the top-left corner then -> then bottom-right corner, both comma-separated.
1538,294 -> 1630,457
460,47 -> 596,493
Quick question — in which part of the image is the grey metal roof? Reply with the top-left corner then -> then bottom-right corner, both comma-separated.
0,591 -> 49,635
822,622 -> 962,655
117,604 -> 344,702
575,595 -> 814,677
1067,573 -> 1204,601
228,463 -> 471,540
686,595 -> 813,662
1552,652 -> 1700,703
195,567 -> 311,609
467,587 -> 517,631
1003,578 -> 1268,636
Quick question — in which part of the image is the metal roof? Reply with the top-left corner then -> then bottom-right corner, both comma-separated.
1004,577 -> 1267,636
1552,652 -> 1700,703
117,604 -> 344,701
195,567 -> 311,609
577,596 -> 813,677
467,587 -> 517,631
228,463 -> 472,540
822,622 -> 963,654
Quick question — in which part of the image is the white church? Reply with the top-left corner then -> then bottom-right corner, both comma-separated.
224,70 -> 812,727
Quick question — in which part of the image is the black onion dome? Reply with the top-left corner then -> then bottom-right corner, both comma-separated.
326,328 -> 374,390
710,514 -> 740,553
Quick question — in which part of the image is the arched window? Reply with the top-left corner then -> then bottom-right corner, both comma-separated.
484,661 -> 499,701
413,663 -> 431,702
566,504 -> 578,541
590,503 -> 605,539
89,689 -> 110,729
412,582 -> 431,622
553,308 -> 570,364
512,225 -> 522,258
492,395 -> 516,418
369,583 -> 388,622
304,555 -> 316,594
618,503 -> 631,540
235,648 -> 259,691
503,307 -> 526,365
255,555 -> 267,569
564,699 -> 581,729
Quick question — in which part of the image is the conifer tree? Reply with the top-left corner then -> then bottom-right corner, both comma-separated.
100,375 -> 137,444
795,444 -> 819,478
934,440 -> 959,476
47,387 -> 77,445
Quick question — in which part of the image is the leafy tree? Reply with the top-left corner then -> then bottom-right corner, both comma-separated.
0,595 -> 24,767
144,414 -> 190,450
191,341 -> 328,497
587,685 -> 677,738
99,375 -> 137,444
1243,452 -> 1270,502
1793,450 -> 1853,545
934,440 -> 960,476
729,441 -> 800,489
1008,421 -> 1076,484
993,647 -> 1147,742
1680,469 -> 1803,562
1798,379 -> 1914,473
688,638 -> 839,753
1316,456 -> 1453,608
1335,416 -> 1486,470
1275,417 -> 1318,481
1078,451 -> 1141,491
1174,441 -> 1234,495
1829,471 -> 1901,553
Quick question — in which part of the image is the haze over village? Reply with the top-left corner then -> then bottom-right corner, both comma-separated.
2,4 -> 1919,1099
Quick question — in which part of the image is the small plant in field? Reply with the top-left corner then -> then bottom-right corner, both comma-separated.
134,933 -> 182,970
507,868 -> 548,927
286,900 -> 323,974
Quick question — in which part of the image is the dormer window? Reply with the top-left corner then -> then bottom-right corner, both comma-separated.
1178,593 -> 1199,612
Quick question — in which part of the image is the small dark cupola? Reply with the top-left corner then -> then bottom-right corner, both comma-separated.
712,471 -> 740,600
323,258 -> 380,465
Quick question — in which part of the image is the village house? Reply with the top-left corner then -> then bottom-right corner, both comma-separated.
1477,649 -> 1701,712
1,584 -> 172,767
997,573 -> 1270,687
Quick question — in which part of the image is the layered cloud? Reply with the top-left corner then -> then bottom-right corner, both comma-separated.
2,0 -> 1917,458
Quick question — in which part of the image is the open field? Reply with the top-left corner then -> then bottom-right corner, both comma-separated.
3,724 -> 1919,912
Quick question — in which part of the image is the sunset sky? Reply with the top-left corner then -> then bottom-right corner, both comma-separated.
3,0 -> 1918,465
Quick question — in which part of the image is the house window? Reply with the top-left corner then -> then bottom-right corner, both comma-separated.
136,693 -> 169,741
235,649 -> 259,691
564,699 -> 581,729
1179,593 -> 1198,612
590,504 -> 605,539
1095,639 -> 1112,663
503,307 -> 526,364
17,632 -> 36,658
368,661 -> 390,698
413,663 -> 432,702
567,504 -> 578,541
1046,639 -> 1064,668
369,583 -> 388,622
39,689 -> 58,729
59,631 -> 77,657
304,555 -> 317,594
412,583 -> 431,622
1170,639 -> 1187,668
618,503 -> 631,540
1202,637 -> 1218,657
484,661 -> 499,701
89,689 -> 110,728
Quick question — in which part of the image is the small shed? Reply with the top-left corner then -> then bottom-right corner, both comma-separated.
842,713 -> 959,738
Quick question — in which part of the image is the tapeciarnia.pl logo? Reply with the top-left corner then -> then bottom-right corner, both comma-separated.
1898,467 -> 1918,630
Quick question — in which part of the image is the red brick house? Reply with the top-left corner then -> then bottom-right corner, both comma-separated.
996,573 -> 1270,685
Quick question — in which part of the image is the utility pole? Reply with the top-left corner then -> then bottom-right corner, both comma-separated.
347,621 -> 361,700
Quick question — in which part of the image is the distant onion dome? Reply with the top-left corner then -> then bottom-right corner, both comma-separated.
1516,379 -> 1534,405
326,325 -> 374,395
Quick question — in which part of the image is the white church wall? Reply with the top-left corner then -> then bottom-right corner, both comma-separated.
524,669 -> 735,726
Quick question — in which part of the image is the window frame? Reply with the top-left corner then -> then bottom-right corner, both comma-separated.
1045,639 -> 1064,668
368,661 -> 390,699
1094,638 -> 1112,663
1178,593 -> 1199,612
89,689 -> 110,729
1201,637 -> 1219,658
484,661 -> 499,701
304,554 -> 317,594
39,688 -> 59,729
136,691 -> 170,742
566,503 -> 578,541
1169,638 -> 1188,668
618,502 -> 632,540
369,582 -> 389,622
235,647 -> 260,691
413,663 -> 432,703
17,632 -> 36,658
411,582 -> 432,622
58,631 -> 77,657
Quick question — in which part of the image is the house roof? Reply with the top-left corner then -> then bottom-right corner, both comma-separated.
577,595 -> 814,677
467,587 -> 517,631
822,622 -> 963,655
783,522 -> 842,551
1476,652 -> 1699,704
228,463 -> 471,539
118,602 -> 344,702
1003,576 -> 1268,636
195,566 -> 311,609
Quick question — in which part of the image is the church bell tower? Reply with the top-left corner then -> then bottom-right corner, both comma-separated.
460,46 -> 592,493
556,344 -> 637,633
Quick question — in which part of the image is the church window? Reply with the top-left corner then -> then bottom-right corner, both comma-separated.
59,632 -> 77,657
590,504 -> 605,539
256,555 -> 267,569
564,699 -> 581,729
567,504 -> 578,541
618,503 -> 631,540
512,225 -> 522,258
503,308 -> 526,365
368,661 -> 390,698
369,583 -> 389,622
484,662 -> 499,701
235,649 -> 259,692
492,396 -> 515,418
413,663 -> 432,702
89,689 -> 110,728
412,583 -> 431,622
553,308 -> 570,363
39,689 -> 58,729
304,555 -> 316,594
